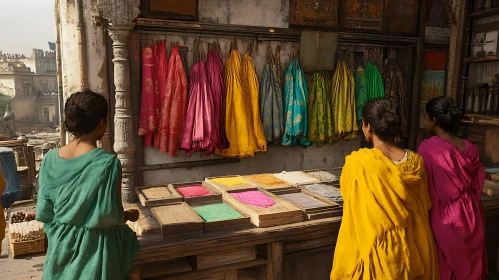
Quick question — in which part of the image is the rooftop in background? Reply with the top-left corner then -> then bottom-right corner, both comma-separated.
0,49 -> 56,75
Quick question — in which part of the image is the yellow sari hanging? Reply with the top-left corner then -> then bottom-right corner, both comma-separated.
332,57 -> 357,140
331,148 -> 439,279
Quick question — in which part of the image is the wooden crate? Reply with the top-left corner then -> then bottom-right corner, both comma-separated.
223,189 -> 303,228
151,203 -> 204,239
9,233 -> 46,258
272,171 -> 320,186
140,257 -> 192,279
188,198 -> 251,233
191,246 -> 256,270
136,184 -> 183,207
242,174 -> 298,193
276,188 -> 341,220
169,181 -> 222,204
204,176 -> 258,192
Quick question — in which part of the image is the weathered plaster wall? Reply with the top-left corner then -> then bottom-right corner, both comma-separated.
0,76 -> 16,97
57,0 -> 112,150
198,0 -> 289,28
143,140 -> 358,186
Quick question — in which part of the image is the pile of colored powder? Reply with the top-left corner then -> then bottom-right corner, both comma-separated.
176,185 -> 213,198
211,177 -> 248,186
231,191 -> 276,208
142,187 -> 173,200
304,184 -> 343,202
307,171 -> 339,184
244,174 -> 291,187
193,203 -> 242,222
273,171 -> 319,185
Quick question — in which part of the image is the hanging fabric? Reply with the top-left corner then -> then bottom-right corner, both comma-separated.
308,71 -> 335,146
354,52 -> 367,127
365,61 -> 385,100
153,41 -> 168,147
181,40 -> 216,155
138,44 -> 160,146
242,43 -> 267,153
332,51 -> 358,140
206,42 -> 230,152
222,40 -> 266,158
282,47 -> 311,147
157,44 -> 188,156
260,45 -> 284,144
383,49 -> 408,137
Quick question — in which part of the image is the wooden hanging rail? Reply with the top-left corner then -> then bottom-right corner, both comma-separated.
468,7 -> 499,19
135,18 -> 301,42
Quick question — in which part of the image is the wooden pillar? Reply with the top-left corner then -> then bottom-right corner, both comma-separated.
97,0 -> 140,204
267,242 -> 283,280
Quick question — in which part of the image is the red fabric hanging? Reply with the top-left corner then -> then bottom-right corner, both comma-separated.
138,45 -> 159,146
157,46 -> 188,156
154,41 -> 168,148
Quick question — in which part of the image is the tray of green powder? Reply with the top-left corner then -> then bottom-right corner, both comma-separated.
169,182 -> 222,204
136,184 -> 183,207
189,201 -> 251,233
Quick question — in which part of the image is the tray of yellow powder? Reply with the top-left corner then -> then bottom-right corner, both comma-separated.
203,176 -> 257,192
190,201 -> 251,233
169,182 -> 222,204
136,184 -> 183,207
243,174 -> 298,193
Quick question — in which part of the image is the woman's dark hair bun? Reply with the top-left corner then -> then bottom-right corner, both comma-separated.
362,98 -> 401,143
64,90 -> 108,137
425,97 -> 462,134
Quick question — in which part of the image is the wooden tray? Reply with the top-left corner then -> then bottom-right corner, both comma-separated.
222,189 -> 303,228
169,181 -> 222,204
204,175 -> 258,192
136,184 -> 183,207
272,171 -> 321,186
151,202 -> 204,239
276,188 -> 341,220
483,179 -> 499,197
242,174 -> 299,193
188,198 -> 251,233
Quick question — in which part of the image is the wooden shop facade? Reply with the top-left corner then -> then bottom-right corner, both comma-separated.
54,0 -> 499,279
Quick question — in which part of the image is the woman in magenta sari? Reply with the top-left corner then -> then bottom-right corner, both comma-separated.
418,97 -> 487,280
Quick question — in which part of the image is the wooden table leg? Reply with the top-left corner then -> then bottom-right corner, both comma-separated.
129,266 -> 141,280
267,242 -> 283,280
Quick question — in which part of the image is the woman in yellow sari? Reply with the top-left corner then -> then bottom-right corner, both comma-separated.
331,99 -> 439,279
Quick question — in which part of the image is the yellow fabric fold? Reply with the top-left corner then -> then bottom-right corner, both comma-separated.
331,148 -> 439,280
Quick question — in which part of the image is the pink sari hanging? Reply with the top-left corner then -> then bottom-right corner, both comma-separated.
206,48 -> 229,151
181,59 -> 215,155
158,46 -> 188,156
138,46 -> 159,146
154,41 -> 168,148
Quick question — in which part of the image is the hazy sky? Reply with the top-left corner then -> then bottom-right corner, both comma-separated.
0,0 -> 55,56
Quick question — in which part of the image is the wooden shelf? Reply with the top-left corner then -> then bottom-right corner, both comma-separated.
469,8 -> 499,19
464,56 -> 499,64
464,114 -> 499,127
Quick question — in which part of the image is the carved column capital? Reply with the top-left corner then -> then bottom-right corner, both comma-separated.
96,0 -> 140,29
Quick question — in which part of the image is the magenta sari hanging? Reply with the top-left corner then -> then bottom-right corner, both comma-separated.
206,46 -> 229,151
138,45 -> 160,146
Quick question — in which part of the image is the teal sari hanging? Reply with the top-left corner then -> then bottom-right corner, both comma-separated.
282,58 -> 311,147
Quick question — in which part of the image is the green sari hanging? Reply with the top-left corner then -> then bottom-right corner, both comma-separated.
365,62 -> 385,100
355,67 -> 367,127
308,71 -> 334,146
282,59 -> 311,146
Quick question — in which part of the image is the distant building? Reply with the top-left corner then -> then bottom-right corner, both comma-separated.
0,49 -> 59,124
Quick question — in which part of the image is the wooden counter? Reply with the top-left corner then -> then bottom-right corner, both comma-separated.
127,195 -> 499,280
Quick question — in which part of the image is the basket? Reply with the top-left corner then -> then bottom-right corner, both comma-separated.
9,232 -> 46,258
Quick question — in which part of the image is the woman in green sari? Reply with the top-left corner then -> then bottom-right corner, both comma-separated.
36,90 -> 140,280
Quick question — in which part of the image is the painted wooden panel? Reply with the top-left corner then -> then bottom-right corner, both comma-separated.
386,0 -> 420,35
289,0 -> 338,28
342,0 -> 383,31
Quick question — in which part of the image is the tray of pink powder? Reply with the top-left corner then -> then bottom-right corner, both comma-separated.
230,190 -> 276,208
170,182 -> 222,204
